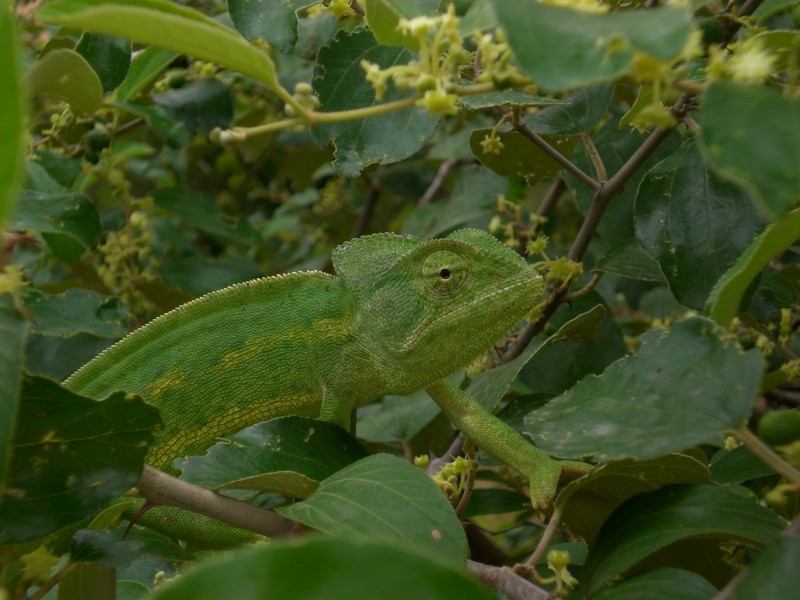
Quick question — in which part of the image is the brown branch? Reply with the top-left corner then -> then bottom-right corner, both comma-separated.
349,0 -> 365,17
467,560 -> 550,600
418,157 -> 461,207
721,0 -> 764,45
535,175 -> 566,219
137,466 -> 297,538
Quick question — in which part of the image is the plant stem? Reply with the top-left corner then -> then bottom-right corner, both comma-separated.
526,503 -> 564,568
29,563 -> 77,600
535,175 -> 566,219
728,427 -> 800,486
418,157 -> 462,207
580,132 -> 606,182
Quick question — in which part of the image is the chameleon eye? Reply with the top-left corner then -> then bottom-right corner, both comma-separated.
421,251 -> 469,297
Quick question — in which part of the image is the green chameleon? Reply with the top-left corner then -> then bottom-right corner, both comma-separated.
66,229 -> 588,540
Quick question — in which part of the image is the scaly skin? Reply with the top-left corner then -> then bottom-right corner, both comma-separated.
66,229 -> 584,531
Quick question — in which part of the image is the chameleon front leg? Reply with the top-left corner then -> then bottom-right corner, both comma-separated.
425,380 -> 591,510
318,388 -> 355,431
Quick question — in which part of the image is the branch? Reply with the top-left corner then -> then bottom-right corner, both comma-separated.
535,175 -> 566,219
351,175 -> 382,238
418,157 -> 462,207
467,560 -> 550,600
137,466 -> 297,538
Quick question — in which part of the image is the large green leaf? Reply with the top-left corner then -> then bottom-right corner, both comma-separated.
75,33 -> 131,92
470,128 -> 576,181
700,82 -> 800,219
492,0 -> 693,92
0,297 -> 27,490
635,142 -> 764,309
557,454 -> 711,546
152,187 -> 239,239
177,416 -> 367,498
311,28 -> 437,176
36,0 -> 279,90
25,48 -> 104,114
278,454 -> 468,565
116,46 -> 177,102
582,484 -> 785,594
152,78 -> 233,133
526,84 -> 614,136
527,317 -> 762,461
357,391 -> 441,444
228,0 -> 315,55
0,376 -> 161,543
364,0 -> 438,52
150,536 -> 494,600
732,533 -> 800,600
596,237 -> 666,282
458,88 -> 562,111
22,288 -> 128,339
706,207 -> 800,327
592,567 -> 718,600
0,5 -> 25,226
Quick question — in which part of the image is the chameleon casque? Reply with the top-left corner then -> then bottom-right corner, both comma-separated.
65,229 -> 585,539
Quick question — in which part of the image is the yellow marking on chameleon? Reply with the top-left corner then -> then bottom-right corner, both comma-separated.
215,318 -> 356,372
146,367 -> 187,398
148,393 -> 322,470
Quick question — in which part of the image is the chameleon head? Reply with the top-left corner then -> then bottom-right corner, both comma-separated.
333,229 -> 544,388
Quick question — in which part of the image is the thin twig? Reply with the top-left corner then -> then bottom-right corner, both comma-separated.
467,560 -> 550,600
351,175 -> 381,238
728,427 -> 800,486
525,503 -> 564,568
349,0 -> 365,17
418,158 -> 461,207
580,132 -> 607,182
563,272 -> 604,302
721,0 -> 764,45
137,466 -> 297,537
535,175 -> 566,219
514,120 -> 601,193
28,563 -> 78,600
454,445 -> 477,518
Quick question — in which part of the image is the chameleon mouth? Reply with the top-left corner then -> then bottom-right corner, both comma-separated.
402,274 -> 539,352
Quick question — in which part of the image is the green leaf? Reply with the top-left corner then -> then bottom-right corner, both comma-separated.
463,488 -> 530,517
357,391 -> 441,444
635,142 -> 764,310
116,101 -> 187,147
593,567 -> 718,600
364,0 -> 438,52
0,375 -> 161,543
732,533 -> 800,600
458,88 -> 563,111
568,119 -> 682,248
177,416 -> 368,498
116,46 -> 177,102
0,6 -> 25,226
596,237 -> 666,282
36,0 -> 279,90
160,255 -> 263,297
527,317 -> 763,461
706,207 -> 800,327
71,529 -> 147,567
582,484 -> 785,594
25,48 -> 104,113
492,1 -> 693,92
26,333 -> 113,381
311,28 -> 437,176
557,454 -> 711,546
709,445 -> 775,485
150,536 -> 494,600
152,78 -> 233,133
152,187 -> 238,239
469,128 -> 577,181
526,84 -> 614,136
699,82 -> 800,219
278,454 -> 468,565
0,297 -> 27,490
228,0 -> 315,55
11,190 -> 102,261
22,288 -> 128,339
75,33 -> 131,92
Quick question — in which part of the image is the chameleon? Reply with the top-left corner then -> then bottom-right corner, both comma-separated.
65,229 -> 588,539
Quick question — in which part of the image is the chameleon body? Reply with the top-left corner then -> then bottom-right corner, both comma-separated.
66,229 -> 580,519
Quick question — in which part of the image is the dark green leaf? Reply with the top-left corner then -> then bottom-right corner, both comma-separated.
32,151 -> 82,189
458,88 -> 563,110
0,297 -> 27,489
152,79 -> 233,133
150,536 -> 494,600
36,0 -> 279,90
312,28 -> 437,176
357,391 -> 441,444
11,190 -> 102,261
732,533 -> 800,600
25,333 -> 114,381
0,8 -> 25,225
364,0 -> 438,52
492,1 -> 692,92
75,33 -> 131,92
22,288 -> 128,339
568,120 -> 682,248
700,82 -> 800,219
152,187 -> 237,238
116,46 -> 177,102
593,567 -> 717,600
635,142 -> 764,309
527,317 -> 762,461
709,445 -> 775,484
116,101 -> 187,147
177,416 -> 368,498
706,207 -> 800,327
228,0 -> 314,55
557,454 -> 711,546
0,375 -> 161,542
160,255 -> 263,297
470,128 -> 576,181
596,237 -> 667,282
25,48 -> 104,113
526,84 -> 614,135
71,529 -> 147,567
463,488 -> 530,517
583,484 -> 785,594
278,454 -> 468,565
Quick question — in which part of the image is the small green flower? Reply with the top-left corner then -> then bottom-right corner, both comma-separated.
480,133 -> 504,155
417,89 -> 459,116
